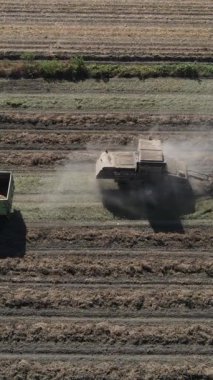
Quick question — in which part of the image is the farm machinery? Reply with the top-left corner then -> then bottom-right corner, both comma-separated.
96,138 -> 212,222
0,171 -> 15,217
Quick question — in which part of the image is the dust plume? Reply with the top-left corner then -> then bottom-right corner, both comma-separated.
41,154 -> 100,208
162,135 -> 213,196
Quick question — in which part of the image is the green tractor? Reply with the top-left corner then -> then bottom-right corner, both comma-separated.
0,171 -> 15,217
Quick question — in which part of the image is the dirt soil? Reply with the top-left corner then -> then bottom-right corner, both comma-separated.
1,0 -> 212,60
1,111 -> 213,131
0,359 -> 212,380
26,226 -> 213,249
0,250 -> 212,282
0,75 -> 212,378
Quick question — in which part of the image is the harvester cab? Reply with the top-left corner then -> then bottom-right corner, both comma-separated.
135,138 -> 166,180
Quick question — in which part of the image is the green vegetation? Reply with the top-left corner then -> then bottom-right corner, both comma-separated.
1,92 -> 212,113
15,175 -> 42,193
185,198 -> 213,220
14,174 -> 213,222
0,59 -> 213,81
14,198 -> 213,223
14,203 -> 113,222
20,52 -> 36,61
5,99 -> 25,108
14,171 -> 97,201
15,200 -> 213,222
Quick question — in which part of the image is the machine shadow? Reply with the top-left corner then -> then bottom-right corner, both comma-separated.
0,210 -> 27,258
145,208 -> 185,233
101,189 -> 186,233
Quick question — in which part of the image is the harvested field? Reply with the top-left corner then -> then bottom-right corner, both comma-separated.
0,14 -> 212,375
0,0 -> 212,61
0,248 -> 212,284
0,318 -> 212,354
1,131 -> 213,153
0,121 -> 213,379
1,111 -> 213,131
0,358 -> 212,380
0,151 -> 67,167
0,74 -> 213,379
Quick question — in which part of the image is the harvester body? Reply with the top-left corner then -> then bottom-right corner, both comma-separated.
0,171 -> 15,217
96,139 -> 196,219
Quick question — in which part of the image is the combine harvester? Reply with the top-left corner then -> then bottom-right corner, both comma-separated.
0,171 -> 15,218
96,138 -> 212,229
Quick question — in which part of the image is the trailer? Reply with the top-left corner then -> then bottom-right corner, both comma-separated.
0,171 -> 15,217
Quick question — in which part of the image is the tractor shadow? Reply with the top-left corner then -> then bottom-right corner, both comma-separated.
101,189 -> 185,233
0,210 -> 27,258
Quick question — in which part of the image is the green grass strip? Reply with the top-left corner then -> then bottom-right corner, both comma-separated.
0,57 -> 213,81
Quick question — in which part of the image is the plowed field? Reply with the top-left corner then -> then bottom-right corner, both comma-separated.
0,74 -> 212,379
0,0 -> 212,60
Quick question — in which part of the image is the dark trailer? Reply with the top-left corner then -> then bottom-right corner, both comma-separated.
0,171 -> 15,217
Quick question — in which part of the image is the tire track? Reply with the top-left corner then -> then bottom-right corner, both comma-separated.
6,248 -> 213,257
0,306 -> 212,356
0,353 -> 212,361
0,345 -> 211,356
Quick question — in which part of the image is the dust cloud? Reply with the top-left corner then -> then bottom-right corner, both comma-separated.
40,135 -> 212,216
162,136 -> 213,196
41,154 -> 100,209
40,141 -> 136,209
163,137 -> 212,170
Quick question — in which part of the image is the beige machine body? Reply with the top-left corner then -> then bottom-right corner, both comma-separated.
96,139 -> 195,218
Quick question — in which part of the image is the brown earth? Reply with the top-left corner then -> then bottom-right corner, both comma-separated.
0,285 -> 212,313
0,150 -> 212,171
1,223 -> 213,258
0,359 -> 212,380
1,0 -> 212,60
0,130 -> 212,149
1,111 -> 213,130
0,131 -> 134,149
0,151 -> 66,167
0,45 -> 212,378
26,226 -> 213,250
0,319 -> 212,346
0,252 -> 212,281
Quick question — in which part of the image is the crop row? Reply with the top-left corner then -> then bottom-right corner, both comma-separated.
0,359 -> 211,380
1,254 -> 212,279
0,320 -> 212,346
0,131 -> 212,150
0,285 -> 212,312
0,21 -> 211,60
1,0 -> 212,13
0,111 -> 212,131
